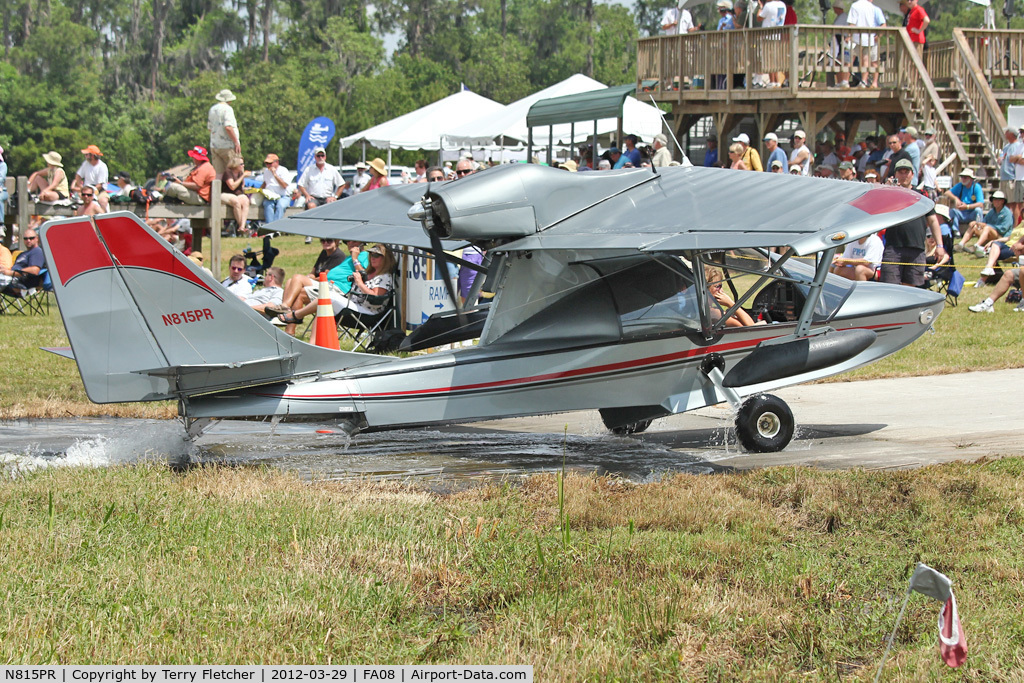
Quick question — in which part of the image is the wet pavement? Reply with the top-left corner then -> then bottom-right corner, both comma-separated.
2,369 -> 1021,482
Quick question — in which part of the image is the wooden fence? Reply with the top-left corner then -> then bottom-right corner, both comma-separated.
3,178 -> 302,279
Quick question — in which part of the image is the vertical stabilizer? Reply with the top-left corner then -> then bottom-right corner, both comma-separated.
40,213 -> 389,403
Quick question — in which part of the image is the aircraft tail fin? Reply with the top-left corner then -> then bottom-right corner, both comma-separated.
39,213 -> 389,404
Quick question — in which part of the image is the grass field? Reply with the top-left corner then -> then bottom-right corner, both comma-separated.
1,234 -> 1020,419
0,459 -> 1020,677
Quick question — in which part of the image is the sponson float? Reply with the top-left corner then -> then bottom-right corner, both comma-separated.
38,164 -> 943,452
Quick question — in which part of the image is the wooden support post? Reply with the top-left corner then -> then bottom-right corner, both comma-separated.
790,26 -> 799,96
17,176 -> 29,242
210,179 -> 223,280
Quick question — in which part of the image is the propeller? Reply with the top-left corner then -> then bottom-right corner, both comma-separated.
410,183 -> 466,328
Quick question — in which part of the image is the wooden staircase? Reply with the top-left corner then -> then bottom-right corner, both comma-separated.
934,86 -> 999,194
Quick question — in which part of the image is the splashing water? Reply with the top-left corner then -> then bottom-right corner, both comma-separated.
0,419 -> 194,477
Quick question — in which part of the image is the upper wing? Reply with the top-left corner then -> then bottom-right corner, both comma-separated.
451,165 -> 931,256
274,183 -> 468,250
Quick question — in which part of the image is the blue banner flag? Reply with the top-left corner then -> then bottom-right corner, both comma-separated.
297,116 -> 336,178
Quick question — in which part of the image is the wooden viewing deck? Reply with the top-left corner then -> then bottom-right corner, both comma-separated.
638,26 -> 1024,188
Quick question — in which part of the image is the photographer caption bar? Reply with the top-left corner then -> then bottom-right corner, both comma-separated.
0,667 -> 531,683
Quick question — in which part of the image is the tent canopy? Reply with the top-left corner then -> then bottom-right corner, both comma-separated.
444,74 -> 666,148
340,90 -> 504,151
526,84 -> 636,128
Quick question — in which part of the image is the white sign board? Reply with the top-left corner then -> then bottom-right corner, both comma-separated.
401,250 -> 455,327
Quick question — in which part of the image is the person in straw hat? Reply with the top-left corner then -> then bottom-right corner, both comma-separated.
363,158 -> 389,192
208,88 -> 241,175
27,151 -> 69,202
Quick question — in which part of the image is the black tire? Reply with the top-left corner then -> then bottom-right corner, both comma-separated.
734,394 -> 794,453
609,419 -> 653,435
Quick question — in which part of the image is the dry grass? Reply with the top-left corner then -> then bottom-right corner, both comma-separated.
1,459 -> 1021,678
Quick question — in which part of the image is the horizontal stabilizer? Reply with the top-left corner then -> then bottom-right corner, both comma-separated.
41,346 -> 75,359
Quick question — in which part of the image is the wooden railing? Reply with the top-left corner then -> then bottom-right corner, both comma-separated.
894,28 -> 967,174
924,41 -> 955,83
951,28 -> 1008,165
2,178 -> 303,279
959,28 -> 1024,81
638,25 -> 913,95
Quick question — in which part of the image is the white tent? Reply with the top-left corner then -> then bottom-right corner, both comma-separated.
340,90 -> 504,151
443,74 -> 668,149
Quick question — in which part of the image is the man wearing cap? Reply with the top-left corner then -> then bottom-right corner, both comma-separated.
208,89 -> 241,176
608,147 -> 624,169
769,159 -> 785,173
163,146 -> 216,205
942,168 -> 985,235
651,134 -> 672,167
259,153 -> 292,223
838,160 -> 857,181
72,145 -> 110,211
763,133 -> 786,172
110,171 -> 135,199
704,135 -> 719,167
297,147 -> 344,209
733,133 -> 763,172
899,126 -> 921,182
788,130 -> 811,176
920,127 -> 938,161
348,161 -> 371,195
881,158 -> 944,286
956,190 -> 1013,255
717,0 -> 736,29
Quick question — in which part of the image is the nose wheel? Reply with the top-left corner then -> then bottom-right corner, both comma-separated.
734,394 -> 794,452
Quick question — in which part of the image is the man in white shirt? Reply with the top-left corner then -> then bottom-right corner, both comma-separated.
847,0 -> 886,88
260,153 -> 292,224
758,0 -> 787,87
830,233 -> 884,281
221,254 -> 253,299
661,4 -> 699,35
349,161 -> 371,194
297,146 -> 344,209
208,89 -> 241,175
788,130 -> 812,176
72,144 -> 110,211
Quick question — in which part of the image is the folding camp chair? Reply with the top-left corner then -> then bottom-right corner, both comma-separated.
336,290 -> 400,353
0,268 -> 51,315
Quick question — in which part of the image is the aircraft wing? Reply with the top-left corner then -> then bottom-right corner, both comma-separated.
274,183 -> 468,250
468,165 -> 934,256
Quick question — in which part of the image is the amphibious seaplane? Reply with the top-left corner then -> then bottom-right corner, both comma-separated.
38,164 -> 943,452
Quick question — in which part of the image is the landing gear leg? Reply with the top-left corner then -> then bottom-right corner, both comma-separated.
699,353 -> 795,453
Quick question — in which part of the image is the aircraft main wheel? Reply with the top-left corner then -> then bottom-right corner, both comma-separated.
734,394 -> 794,453
608,419 -> 653,435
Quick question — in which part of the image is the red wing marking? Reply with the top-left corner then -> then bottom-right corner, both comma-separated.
44,219 -> 114,286
95,214 -> 223,300
848,186 -> 923,216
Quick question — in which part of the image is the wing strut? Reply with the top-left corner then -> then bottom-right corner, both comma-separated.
794,247 -> 837,337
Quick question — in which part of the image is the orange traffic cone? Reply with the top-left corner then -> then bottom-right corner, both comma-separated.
312,271 -> 340,350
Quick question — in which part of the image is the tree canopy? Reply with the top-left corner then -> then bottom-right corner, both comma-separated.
1,0 -> 1016,178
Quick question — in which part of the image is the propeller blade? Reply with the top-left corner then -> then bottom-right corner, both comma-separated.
429,229 -> 466,328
